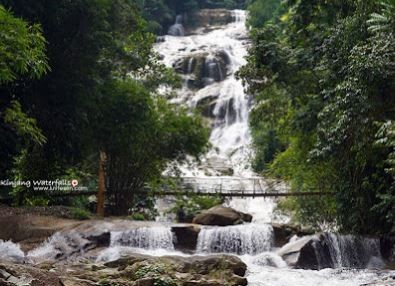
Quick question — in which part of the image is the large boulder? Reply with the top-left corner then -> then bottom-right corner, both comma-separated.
380,235 -> 395,268
277,235 -> 316,268
192,206 -> 252,226
92,253 -> 246,286
278,233 -> 387,270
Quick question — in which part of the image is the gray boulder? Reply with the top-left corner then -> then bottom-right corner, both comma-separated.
192,206 -> 252,226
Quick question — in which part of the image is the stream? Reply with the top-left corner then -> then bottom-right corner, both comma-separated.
0,9 -> 394,286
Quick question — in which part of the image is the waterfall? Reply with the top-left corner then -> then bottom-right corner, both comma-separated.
316,233 -> 384,269
168,15 -> 185,36
157,10 -> 253,176
110,227 -> 174,250
197,223 -> 273,255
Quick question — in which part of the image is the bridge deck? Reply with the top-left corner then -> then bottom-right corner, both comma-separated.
42,190 -> 333,198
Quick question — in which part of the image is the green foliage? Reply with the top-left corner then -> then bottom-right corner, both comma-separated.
4,100 -> 46,145
135,264 -> 177,286
131,213 -> 146,221
1,0 -> 209,214
92,78 -> 209,215
169,192 -> 223,221
247,0 -> 282,28
0,5 -> 48,178
243,0 -> 395,234
376,121 -> 395,176
25,196 -> 49,207
70,207 -> 91,220
0,5 -> 49,83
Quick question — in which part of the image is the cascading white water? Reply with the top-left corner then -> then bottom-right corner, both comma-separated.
27,232 -> 89,262
197,223 -> 273,255
318,233 -> 384,269
154,9 -> 290,225
157,10 -> 252,176
95,227 -> 176,262
168,15 -> 185,36
110,227 -> 174,250
0,240 -> 25,263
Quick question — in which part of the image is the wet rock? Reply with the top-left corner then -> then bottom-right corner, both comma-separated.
0,252 -> 247,286
181,255 -> 247,277
196,95 -> 218,118
214,98 -> 236,123
272,223 -> 314,247
85,231 -> 111,248
173,51 -> 229,89
277,234 -> 335,270
156,36 -> 165,43
0,214 -> 80,252
192,206 -> 252,226
60,277 -> 97,286
172,225 -> 201,252
98,253 -> 246,286
380,235 -> 395,266
360,274 -> 395,286
296,236 -> 333,270
0,263 -> 62,286
277,235 -> 317,268
272,223 -> 297,247
278,233 -> 385,270
134,278 -> 155,286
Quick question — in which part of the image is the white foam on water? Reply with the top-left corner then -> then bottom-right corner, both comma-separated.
0,240 -> 25,263
245,266 -> 390,286
27,232 -> 87,262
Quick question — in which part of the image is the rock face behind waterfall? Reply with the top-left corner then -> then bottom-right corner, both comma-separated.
192,205 -> 252,226
191,9 -> 234,28
278,233 -> 386,270
173,51 -> 230,90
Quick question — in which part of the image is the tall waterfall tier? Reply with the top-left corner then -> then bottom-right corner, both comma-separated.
197,223 -> 273,255
156,10 -> 253,176
110,227 -> 175,250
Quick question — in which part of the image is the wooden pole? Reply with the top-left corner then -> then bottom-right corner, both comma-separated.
96,150 -> 106,217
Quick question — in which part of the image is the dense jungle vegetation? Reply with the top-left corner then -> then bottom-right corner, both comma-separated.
0,0 -> 213,215
0,0 -> 394,235
241,0 -> 395,235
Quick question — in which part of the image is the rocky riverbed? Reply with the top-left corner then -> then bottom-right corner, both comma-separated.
0,205 -> 394,286
0,254 -> 248,286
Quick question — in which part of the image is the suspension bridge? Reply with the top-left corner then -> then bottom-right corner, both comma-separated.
12,177 -> 332,199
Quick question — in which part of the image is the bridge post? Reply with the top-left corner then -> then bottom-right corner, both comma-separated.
96,150 -> 106,217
